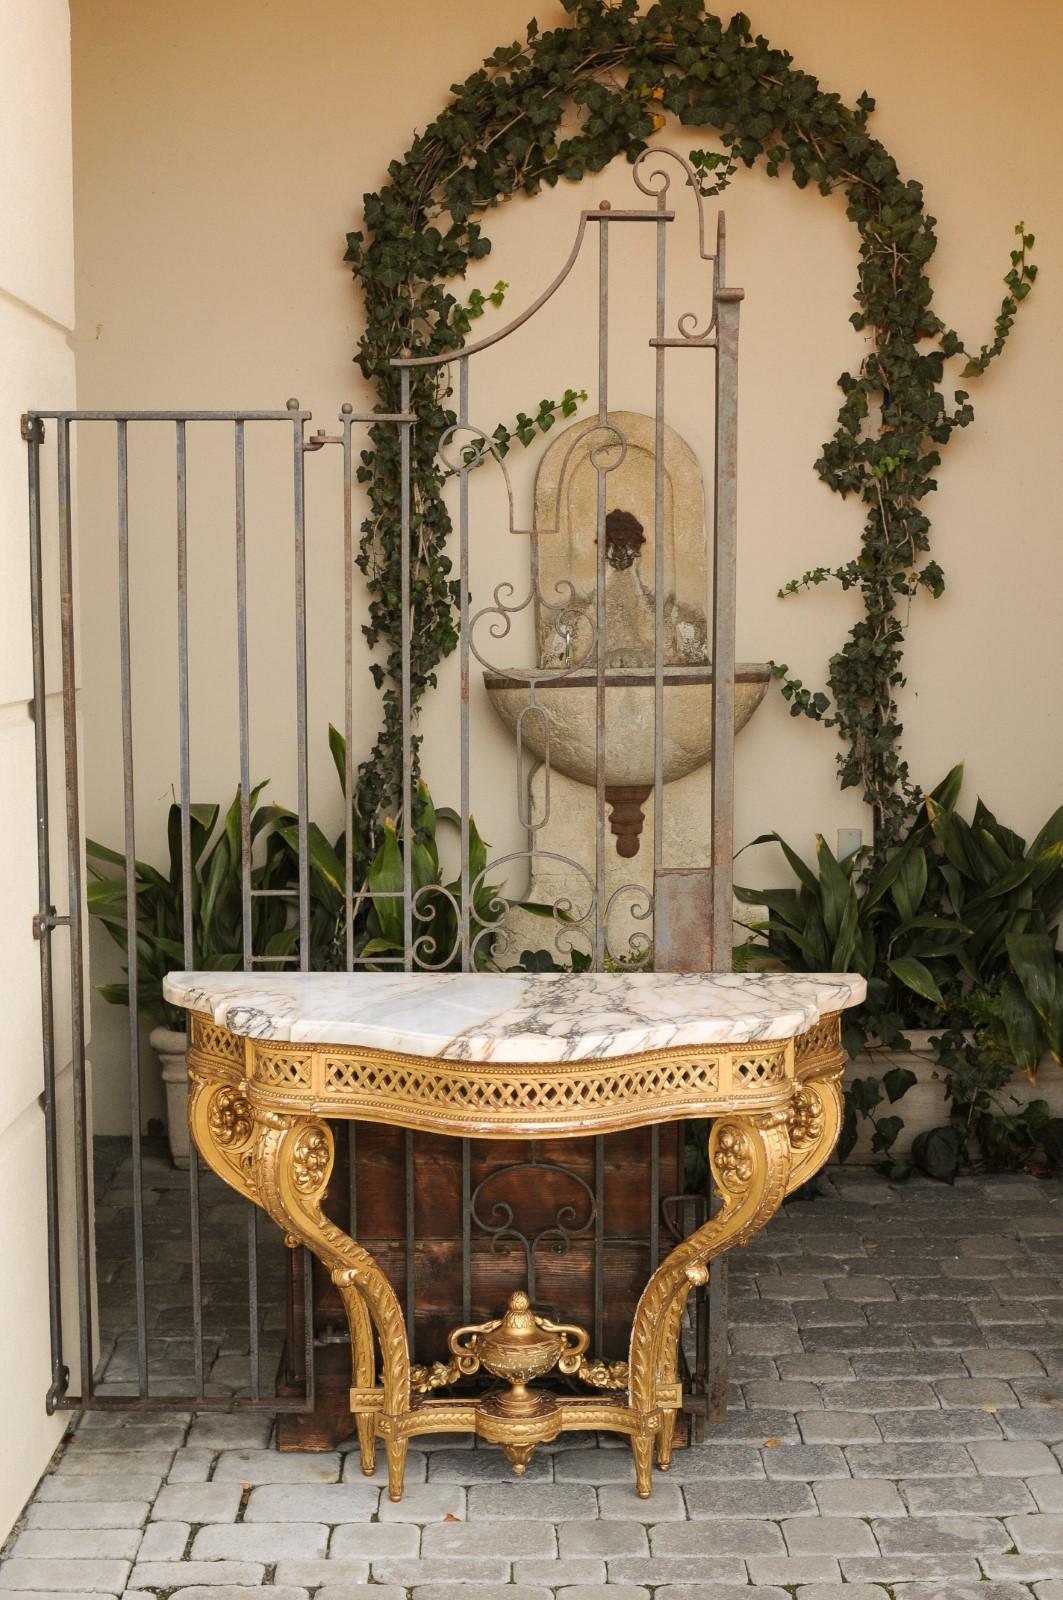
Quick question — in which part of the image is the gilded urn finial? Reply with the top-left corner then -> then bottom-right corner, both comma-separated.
449,1289 -> 589,1429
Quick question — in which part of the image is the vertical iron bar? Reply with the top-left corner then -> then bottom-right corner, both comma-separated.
461,1139 -> 471,1323
593,1135 -> 604,1354
57,418 -> 94,1400
303,1237 -> 315,1406
27,416 -> 66,1405
177,418 -> 205,1396
235,419 -> 252,962
177,421 -> 193,963
341,404 -> 355,970
458,360 -> 471,972
348,1124 -> 358,1243
291,401 -> 313,1406
234,417 -> 260,1398
653,195 -> 667,875
594,220 -> 608,969
400,371 -> 413,969
706,1180 -> 729,1422
649,1124 -> 660,1271
117,420 -> 148,1396
404,1130 -> 416,1354
708,289 -> 743,971
291,402 -> 310,968
247,1206 -> 260,1400
707,266 -> 744,1424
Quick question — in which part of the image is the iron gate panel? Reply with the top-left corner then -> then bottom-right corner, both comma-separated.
25,149 -> 742,1421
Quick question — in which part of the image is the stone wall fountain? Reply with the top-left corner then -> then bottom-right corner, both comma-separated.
484,408 -> 770,962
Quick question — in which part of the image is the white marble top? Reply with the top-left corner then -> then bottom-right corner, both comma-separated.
163,970 -> 865,1064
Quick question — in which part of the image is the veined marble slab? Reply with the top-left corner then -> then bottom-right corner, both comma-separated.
163,969 -> 865,1064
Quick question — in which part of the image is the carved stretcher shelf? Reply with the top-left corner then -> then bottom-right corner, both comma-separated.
165,969 -> 864,1499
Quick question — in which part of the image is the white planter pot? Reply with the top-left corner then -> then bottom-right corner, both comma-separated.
149,1025 -> 190,1168
844,1030 -> 1063,1163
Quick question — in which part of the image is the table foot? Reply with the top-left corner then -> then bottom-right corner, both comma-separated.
384,1436 -> 409,1501
632,1433 -> 655,1498
656,1409 -> 677,1470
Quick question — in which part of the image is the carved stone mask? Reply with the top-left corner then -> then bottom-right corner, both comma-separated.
603,508 -> 645,571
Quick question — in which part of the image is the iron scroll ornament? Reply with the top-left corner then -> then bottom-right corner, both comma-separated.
468,1149 -> 597,1302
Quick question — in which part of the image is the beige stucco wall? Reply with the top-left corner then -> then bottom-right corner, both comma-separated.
0,0 -> 83,1541
70,0 -> 1063,1134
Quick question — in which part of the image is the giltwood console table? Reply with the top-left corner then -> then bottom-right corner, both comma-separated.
165,969 -> 863,1500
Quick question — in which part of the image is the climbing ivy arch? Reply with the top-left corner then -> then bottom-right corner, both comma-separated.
344,0 -> 1034,859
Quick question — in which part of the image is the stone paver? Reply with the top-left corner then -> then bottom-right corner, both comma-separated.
327,1525 -> 419,1559
512,1560 -> 606,1585
812,1476 -> 906,1516
371,1560 -> 509,1585
901,1474 -> 1036,1515
9,1532 -> 141,1561
782,1515 -> 878,1555
6,1158 -> 1063,1597
0,1560 -> 131,1592
22,1503 -> 149,1531
375,1484 -> 466,1522
970,1439 -> 1060,1474
152,1484 -> 243,1524
242,1484 -> 380,1523
189,1524 -> 329,1561
557,1523 -> 646,1558
126,1562 -> 265,1588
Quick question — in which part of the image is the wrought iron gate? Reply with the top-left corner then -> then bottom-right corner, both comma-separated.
26,147 -> 742,1424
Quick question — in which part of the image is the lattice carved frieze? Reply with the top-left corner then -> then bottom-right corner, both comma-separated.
795,1013 -> 844,1075
732,1051 -> 788,1086
319,1053 -> 723,1114
190,1013 -> 245,1064
258,1050 -> 313,1088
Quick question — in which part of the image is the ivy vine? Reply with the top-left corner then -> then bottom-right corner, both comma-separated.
345,0 -> 1035,861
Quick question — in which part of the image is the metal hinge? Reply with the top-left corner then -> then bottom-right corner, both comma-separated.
33,908 -> 70,940
45,1365 -> 71,1414
21,414 -> 45,444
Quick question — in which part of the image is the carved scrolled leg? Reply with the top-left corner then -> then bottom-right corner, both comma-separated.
631,1432 -> 655,1500
385,1434 -> 410,1498
627,1109 -> 793,1496
252,1111 -> 412,1501
656,1409 -> 678,1471
785,1073 -> 843,1195
334,1271 -> 377,1477
188,1070 -> 258,1202
653,1289 -> 690,1470
788,1014 -> 846,1196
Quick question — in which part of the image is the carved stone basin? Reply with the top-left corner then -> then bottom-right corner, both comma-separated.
483,663 -> 770,854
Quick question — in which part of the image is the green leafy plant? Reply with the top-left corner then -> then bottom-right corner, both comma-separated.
737,765 -> 1063,1178
87,783 -> 315,1030
735,766 -> 974,1057
344,0 -> 1034,852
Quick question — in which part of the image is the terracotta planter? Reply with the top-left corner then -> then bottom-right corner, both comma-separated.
844,1031 -> 1063,1163
149,1025 -> 190,1168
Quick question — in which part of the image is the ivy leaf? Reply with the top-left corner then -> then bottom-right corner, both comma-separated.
882,1065 -> 918,1103
911,1124 -> 964,1183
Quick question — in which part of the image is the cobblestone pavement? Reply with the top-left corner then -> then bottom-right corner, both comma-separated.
5,1144 -> 1063,1598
